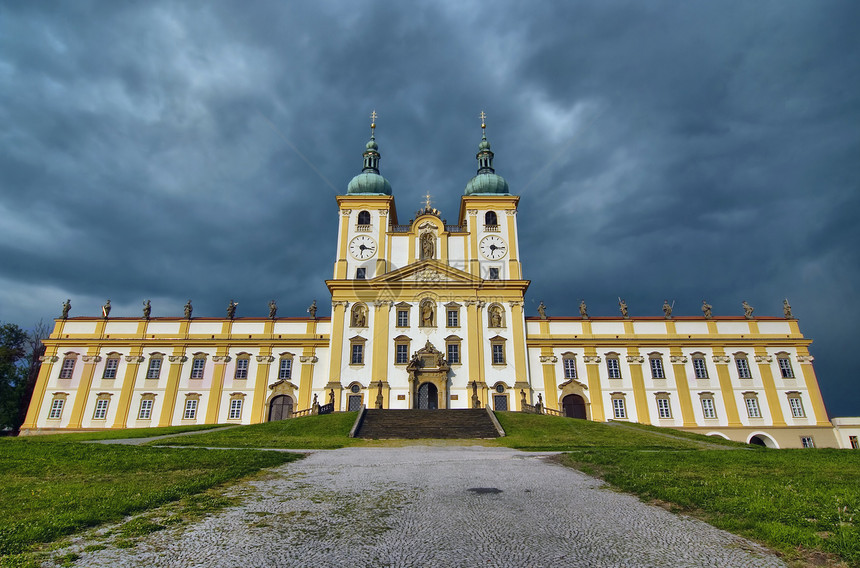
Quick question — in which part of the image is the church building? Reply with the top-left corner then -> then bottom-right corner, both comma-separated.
21,117 -> 854,449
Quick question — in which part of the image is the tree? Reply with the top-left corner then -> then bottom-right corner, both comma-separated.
0,322 -> 40,433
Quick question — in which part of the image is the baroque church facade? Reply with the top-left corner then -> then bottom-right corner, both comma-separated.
22,121 -> 855,449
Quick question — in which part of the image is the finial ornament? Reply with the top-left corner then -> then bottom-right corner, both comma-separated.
424,192 -> 432,209
480,110 -> 487,135
370,110 -> 378,137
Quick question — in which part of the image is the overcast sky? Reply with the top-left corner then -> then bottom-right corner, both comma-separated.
1,1 -> 857,416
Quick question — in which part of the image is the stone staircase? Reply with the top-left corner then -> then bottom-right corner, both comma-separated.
355,409 -> 501,439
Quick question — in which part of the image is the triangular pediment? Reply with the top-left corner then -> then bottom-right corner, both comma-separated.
373,260 -> 482,285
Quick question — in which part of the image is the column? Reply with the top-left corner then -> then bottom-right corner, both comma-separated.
251,350 -> 274,423
510,301 -> 530,409
298,354 -> 318,409
325,301 -> 348,410
754,348 -> 786,427
626,349 -> 651,424
712,348 -> 741,427
370,301 -> 392,407
205,349 -> 231,424
583,351 -> 606,422
669,349 -> 696,427
66,349 -> 102,429
21,347 -> 60,430
112,348 -> 144,428
796,348 -> 831,426
158,349 -> 187,427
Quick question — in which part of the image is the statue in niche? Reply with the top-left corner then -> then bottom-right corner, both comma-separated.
742,301 -> 755,319
783,298 -> 793,319
353,305 -> 367,327
537,301 -> 547,319
102,300 -> 111,318
662,300 -> 673,319
421,302 -> 434,327
420,232 -> 435,260
142,300 -> 151,319
328,389 -> 335,405
489,306 -> 503,327
227,300 -> 238,319
184,300 -> 193,319
61,299 -> 71,319
308,300 -> 317,318
701,300 -> 712,319
268,300 -> 277,319
618,298 -> 628,319
579,299 -> 588,319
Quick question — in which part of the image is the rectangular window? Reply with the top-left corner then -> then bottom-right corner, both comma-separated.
801,436 -> 815,448
229,399 -> 243,420
183,399 -> 198,420
191,357 -> 205,379
745,397 -> 761,418
656,398 -> 671,419
850,435 -> 859,449
60,358 -> 76,379
650,358 -> 665,379
488,267 -> 500,280
235,358 -> 249,379
356,267 -> 366,279
612,398 -> 626,419
447,309 -> 459,327
397,309 -> 409,327
93,399 -> 109,420
563,358 -> 576,379
48,399 -> 64,419
138,399 -> 153,420
351,344 -> 364,365
395,344 -> 409,364
736,358 -> 752,379
493,394 -> 508,411
279,358 -> 292,379
146,358 -> 162,379
103,358 -> 119,379
778,357 -> 794,378
693,358 -> 707,379
447,343 -> 460,364
606,358 -> 621,379
788,397 -> 805,418
701,398 -> 716,419
492,343 -> 505,365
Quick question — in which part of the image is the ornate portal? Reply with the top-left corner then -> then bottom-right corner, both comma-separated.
407,340 -> 450,409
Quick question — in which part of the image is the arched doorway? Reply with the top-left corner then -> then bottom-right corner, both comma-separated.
416,383 -> 438,409
268,395 -> 293,421
749,436 -> 766,447
562,394 -> 587,419
747,433 -> 778,448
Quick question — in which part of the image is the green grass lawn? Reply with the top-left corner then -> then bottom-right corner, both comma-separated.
0,440 -> 300,558
563,449 -> 860,566
150,412 -> 360,449
14,423 -> 222,442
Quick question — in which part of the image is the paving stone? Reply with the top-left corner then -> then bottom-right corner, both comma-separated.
57,446 -> 785,567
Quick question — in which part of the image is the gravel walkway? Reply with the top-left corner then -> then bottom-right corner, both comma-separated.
66,446 -> 784,567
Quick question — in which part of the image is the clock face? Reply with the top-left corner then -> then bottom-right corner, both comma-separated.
480,235 -> 507,260
349,235 -> 377,260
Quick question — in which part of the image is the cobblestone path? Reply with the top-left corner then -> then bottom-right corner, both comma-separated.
70,446 -> 784,567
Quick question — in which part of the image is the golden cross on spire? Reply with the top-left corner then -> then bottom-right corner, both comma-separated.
424,191 -> 432,209
370,110 -> 378,136
479,110 -> 487,135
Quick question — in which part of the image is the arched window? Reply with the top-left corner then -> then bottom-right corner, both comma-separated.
234,353 -> 251,380
102,353 -> 121,379
146,353 -> 164,380
485,211 -> 498,226
357,210 -> 371,225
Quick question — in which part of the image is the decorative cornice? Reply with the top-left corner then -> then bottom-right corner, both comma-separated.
754,355 -> 773,363
583,355 -> 602,364
539,355 -> 558,364
256,355 -> 275,363
477,300 -> 486,309
670,355 -> 688,364
39,355 -> 59,363
341,209 -> 352,216
508,300 -> 524,307
81,355 -> 102,363
466,209 -> 478,215
506,209 -> 517,216
712,355 -> 731,364
300,355 -> 319,364
378,209 -> 388,216
626,355 -> 644,364
332,301 -> 350,308
374,300 -> 392,308
124,355 -> 145,363
212,355 -> 232,363
168,355 -> 188,363
796,355 -> 814,363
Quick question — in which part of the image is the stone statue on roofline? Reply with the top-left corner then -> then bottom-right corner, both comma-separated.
618,298 -> 629,319
308,300 -> 317,318
537,301 -> 547,319
783,298 -> 793,319
701,300 -> 712,319
579,299 -> 588,319
663,300 -> 673,319
143,300 -> 151,319
61,299 -> 71,319
742,301 -> 754,319
268,300 -> 277,319
102,300 -> 111,318
184,300 -> 193,319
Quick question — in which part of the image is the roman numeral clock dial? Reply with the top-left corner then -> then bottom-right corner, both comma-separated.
479,235 -> 507,260
349,235 -> 377,260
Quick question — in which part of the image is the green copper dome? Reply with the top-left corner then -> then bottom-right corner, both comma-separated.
464,133 -> 510,195
348,171 -> 392,195
346,134 -> 392,195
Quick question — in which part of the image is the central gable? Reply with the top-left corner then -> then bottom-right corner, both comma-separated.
373,260 -> 483,286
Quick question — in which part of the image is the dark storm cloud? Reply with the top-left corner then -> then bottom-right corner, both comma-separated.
0,1 -> 857,415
